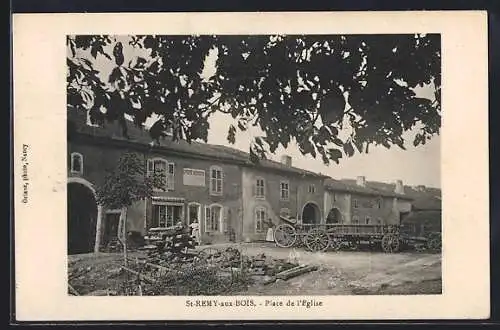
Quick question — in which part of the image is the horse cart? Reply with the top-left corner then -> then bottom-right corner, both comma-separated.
274,211 -> 442,253
273,217 -> 402,253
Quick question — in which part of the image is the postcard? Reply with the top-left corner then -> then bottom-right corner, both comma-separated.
12,11 -> 489,321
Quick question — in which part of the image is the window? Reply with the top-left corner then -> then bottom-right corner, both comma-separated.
280,181 -> 290,201
148,158 -> 175,191
255,177 -> 265,198
308,184 -> 316,194
280,208 -> 291,218
352,216 -> 359,224
151,203 -> 183,228
377,217 -> 383,225
70,152 -> 83,174
210,166 -> 223,195
353,199 -> 359,208
333,193 -> 337,202
365,216 -> 371,225
205,204 -> 222,232
255,207 -> 267,233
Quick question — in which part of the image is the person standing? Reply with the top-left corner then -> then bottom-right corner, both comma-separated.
265,218 -> 275,242
189,219 -> 201,246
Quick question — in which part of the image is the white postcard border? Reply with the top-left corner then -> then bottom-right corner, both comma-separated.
12,11 -> 489,321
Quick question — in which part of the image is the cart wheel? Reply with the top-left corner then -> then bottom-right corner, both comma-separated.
274,224 -> 298,248
329,237 -> 342,251
345,239 -> 360,251
426,233 -> 441,252
381,233 -> 400,253
305,228 -> 330,252
414,243 -> 427,252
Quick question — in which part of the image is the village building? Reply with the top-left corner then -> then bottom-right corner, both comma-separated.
323,176 -> 414,226
67,108 -> 326,254
67,106 -> 438,255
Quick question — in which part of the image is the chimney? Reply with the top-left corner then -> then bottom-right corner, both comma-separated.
281,155 -> 292,167
395,180 -> 404,194
356,176 -> 366,187
416,185 -> 426,192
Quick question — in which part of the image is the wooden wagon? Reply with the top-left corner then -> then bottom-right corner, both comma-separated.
399,210 -> 442,252
273,216 -> 402,253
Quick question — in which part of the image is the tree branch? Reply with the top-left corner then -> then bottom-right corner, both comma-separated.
199,95 -> 222,113
311,111 -> 320,125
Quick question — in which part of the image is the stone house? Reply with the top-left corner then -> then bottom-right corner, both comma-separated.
67,108 -> 326,254
240,154 -> 326,241
323,176 -> 414,226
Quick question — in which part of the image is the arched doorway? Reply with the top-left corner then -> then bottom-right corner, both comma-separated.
302,202 -> 320,224
67,182 -> 98,254
326,208 -> 343,224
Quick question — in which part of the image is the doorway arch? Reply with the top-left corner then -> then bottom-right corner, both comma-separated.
326,208 -> 343,224
301,202 -> 321,224
67,180 -> 98,254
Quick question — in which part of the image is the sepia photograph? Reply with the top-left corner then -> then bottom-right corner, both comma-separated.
66,33 -> 442,297
12,11 -> 489,321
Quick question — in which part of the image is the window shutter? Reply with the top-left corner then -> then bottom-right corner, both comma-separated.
221,207 -> 227,233
209,171 -> 213,193
254,208 -> 258,231
168,162 -> 175,190
205,206 -> 210,231
220,170 -> 224,194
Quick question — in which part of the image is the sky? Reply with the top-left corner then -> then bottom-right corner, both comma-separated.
72,35 -> 441,189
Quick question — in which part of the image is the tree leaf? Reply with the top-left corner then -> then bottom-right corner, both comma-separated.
319,86 -> 346,125
327,148 -> 343,164
113,42 -> 125,66
227,124 -> 236,144
108,67 -> 123,84
332,137 -> 343,146
249,147 -> 260,164
343,142 -> 355,157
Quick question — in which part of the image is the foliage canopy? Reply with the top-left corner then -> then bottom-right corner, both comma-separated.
68,34 -> 441,165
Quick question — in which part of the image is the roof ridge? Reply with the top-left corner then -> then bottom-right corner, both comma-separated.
68,108 -> 326,177
325,177 -> 412,199
208,143 -> 324,175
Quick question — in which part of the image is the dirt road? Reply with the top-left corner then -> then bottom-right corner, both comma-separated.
68,242 -> 442,295
206,242 -> 442,295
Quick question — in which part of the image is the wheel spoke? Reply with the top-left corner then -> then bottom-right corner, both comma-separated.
382,234 -> 400,253
305,228 -> 330,252
275,224 -> 297,248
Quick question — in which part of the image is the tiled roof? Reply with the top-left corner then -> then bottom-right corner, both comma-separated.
340,179 -> 441,209
207,144 -> 323,177
68,108 -> 326,178
324,178 -> 412,199
410,195 -> 442,211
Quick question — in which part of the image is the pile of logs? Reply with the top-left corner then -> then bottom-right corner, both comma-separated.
68,245 -> 320,296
